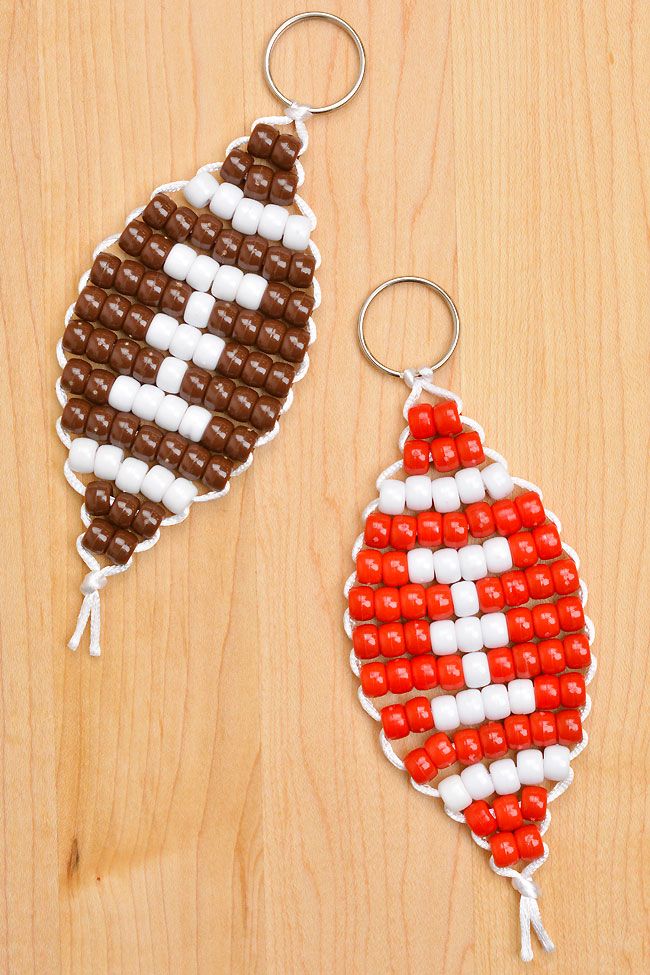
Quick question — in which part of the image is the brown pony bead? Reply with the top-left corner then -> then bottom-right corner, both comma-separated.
250,395 -> 281,432
75,285 -> 106,322
202,455 -> 232,492
247,123 -> 278,159
178,444 -> 210,480
287,251 -> 315,288
280,327 -> 309,363
119,220 -> 152,256
203,376 -> 235,413
217,342 -> 247,379
244,164 -> 273,201
61,398 -> 89,434
179,366 -> 211,405
257,320 -> 285,354
265,361 -> 295,398
123,304 -> 153,340
137,270 -> 167,306
238,236 -> 267,273
157,433 -> 188,470
109,412 -> 139,450
228,386 -> 257,422
109,338 -> 140,376
108,492 -> 139,528
61,358 -> 92,394
233,310 -> 263,345
115,260 -> 144,297
208,300 -> 238,337
140,234 -> 173,270
270,133 -> 301,170
263,245 -> 291,282
63,319 -> 92,354
106,528 -> 138,565
99,293 -> 131,330
160,280 -> 191,318
131,425 -> 163,462
213,228 -> 243,265
84,369 -> 115,405
200,416 -> 234,453
284,291 -> 314,327
142,193 -> 177,230
164,206 -> 196,242
85,480 -> 112,516
191,214 -> 223,251
241,350 -> 272,387
85,405 -> 117,443
269,170 -> 298,206
85,327 -> 116,365
224,426 -> 257,462
90,252 -> 120,288
221,147 -> 253,185
132,501 -> 164,538
259,281 -> 290,318
82,519 -> 115,555
132,347 -> 164,384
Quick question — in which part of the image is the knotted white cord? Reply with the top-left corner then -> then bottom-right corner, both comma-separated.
59,112 -> 316,654
344,372 -> 597,961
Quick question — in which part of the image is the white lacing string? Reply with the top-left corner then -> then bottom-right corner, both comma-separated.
58,117 -> 318,654
344,374 -> 596,961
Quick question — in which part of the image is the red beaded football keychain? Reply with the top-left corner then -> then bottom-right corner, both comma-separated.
55,13 -> 365,655
344,278 -> 595,961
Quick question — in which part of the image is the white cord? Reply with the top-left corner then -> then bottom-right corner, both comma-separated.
345,371 -> 596,961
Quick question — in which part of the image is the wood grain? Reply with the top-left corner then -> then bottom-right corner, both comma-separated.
0,1 -> 648,972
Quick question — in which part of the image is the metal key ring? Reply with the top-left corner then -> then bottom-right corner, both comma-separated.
357,277 -> 461,379
264,12 -> 366,115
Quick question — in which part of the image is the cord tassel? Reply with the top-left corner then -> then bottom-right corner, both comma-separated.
68,570 -> 107,656
511,875 -> 555,962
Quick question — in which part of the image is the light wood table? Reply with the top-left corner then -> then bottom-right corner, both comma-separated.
1,2 -> 647,972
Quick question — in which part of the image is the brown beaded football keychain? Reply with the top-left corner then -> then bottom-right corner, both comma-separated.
57,12 -> 365,655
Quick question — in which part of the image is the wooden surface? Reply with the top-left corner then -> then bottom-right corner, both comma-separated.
1,1 -> 648,972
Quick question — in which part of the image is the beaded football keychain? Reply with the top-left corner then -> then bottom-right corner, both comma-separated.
344,278 -> 596,961
56,13 -> 365,655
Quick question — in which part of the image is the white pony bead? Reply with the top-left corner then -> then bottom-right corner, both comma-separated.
461,763 -> 494,801
169,323 -> 202,361
193,333 -> 225,371
258,203 -> 289,241
483,536 -> 513,574
156,356 -> 188,394
482,462 -> 514,500
145,313 -> 177,351
481,683 -> 511,720
462,651 -> 491,689
433,548 -> 461,584
155,394 -> 187,432
93,444 -> 124,480
429,620 -> 457,656
162,477 -> 198,515
69,437 -> 97,474
163,243 -> 196,282
543,744 -> 571,781
455,616 -> 483,652
405,475 -> 432,511
186,254 -> 219,292
232,198 -> 264,235
451,580 -> 479,617
508,678 -> 536,714
178,405 -> 211,442
183,170 -> 218,208
481,612 -> 509,648
378,479 -> 405,515
456,688 -> 486,725
282,214 -> 311,251
115,457 -> 148,494
431,694 -> 460,732
407,548 -> 435,584
489,757 -> 520,795
132,383 -> 165,421
184,291 -> 215,329
140,464 -> 176,503
517,749 -> 545,786
438,774 -> 472,813
458,544 -> 488,581
236,273 -> 267,311
431,476 -> 461,513
455,467 -> 485,504
209,182 -> 243,220
108,374 -> 140,412
211,265 -> 244,301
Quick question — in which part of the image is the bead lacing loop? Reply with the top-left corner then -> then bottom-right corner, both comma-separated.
80,570 -> 107,596
286,101 -> 313,123
510,874 -> 539,900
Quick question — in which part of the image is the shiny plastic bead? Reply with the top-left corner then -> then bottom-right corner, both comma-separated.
564,633 -> 591,669
69,437 -> 98,474
390,515 -> 417,550
466,502 -> 495,538
462,651 -> 491,688
515,824 -> 544,860
417,512 -> 443,547
404,621 -> 431,654
481,462 -> 514,500
451,580 -> 479,617
456,616 -> 484,652
405,475 -> 433,512
501,570 -> 529,606
479,722 -> 508,759
431,694 -> 460,732
360,663 -> 387,697
433,548 -> 461,584
455,467 -> 485,505
456,431 -> 485,467
424,732 -> 456,768
529,711 -> 557,747
426,584 -> 454,620
458,544 -> 487,581
438,655 -> 465,691
516,748 -> 545,785
476,577 -> 505,613
407,548 -> 435,585
533,522 -> 562,560
465,800 -> 497,836
532,603 -> 560,639
492,499 -> 522,536
382,552 -> 409,586
431,477 -> 461,513
526,564 -> 555,600
481,612 -> 509,648
400,584 -> 427,619
551,558 -> 580,595
442,512 -> 469,548
460,763 -> 494,801
456,688 -> 486,726
490,832 -> 519,867
438,774 -> 472,812
378,479 -> 406,515
492,794 -> 523,831
506,608 -> 534,643
378,623 -> 405,657
433,401 -> 461,435
508,678 -> 536,715
556,709 -> 583,744
408,403 -> 435,438
94,444 -> 124,481
405,696 -> 434,733
489,757 -> 520,795
521,785 -> 547,822
356,550 -> 382,584
512,643 -> 541,679
430,620 -> 457,656
543,744 -> 571,781
431,437 -> 459,472
349,586 -> 374,622
404,748 -> 437,784
141,464 -> 175,504
381,705 -> 409,739
487,648 -> 515,684
183,170 -> 218,208
481,536 -> 512,574
454,729 -> 483,765
411,655 -> 438,690
365,512 -> 391,548
538,639 -> 566,674
515,491 -> 545,527
481,684 -> 511,721
352,624 -> 379,660
374,587 -> 401,622
560,673 -> 586,707
403,440 -> 430,475
505,714 -> 532,750
558,596 -> 585,632
534,675 -> 560,710
508,532 -> 538,568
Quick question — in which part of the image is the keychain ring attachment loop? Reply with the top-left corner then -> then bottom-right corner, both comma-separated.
264,12 -> 366,115
357,276 -> 461,379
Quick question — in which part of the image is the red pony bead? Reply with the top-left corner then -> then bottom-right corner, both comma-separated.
404,620 -> 432,654
508,532 -> 538,568
551,558 -> 580,595
386,659 -> 414,695
515,491 -> 545,528
411,655 -> 438,690
493,795 -> 523,831
381,704 -> 409,739
374,587 -> 401,622
504,715 -> 532,750
525,564 -> 554,600
417,511 -> 443,547
433,401 -> 462,435
426,584 -> 454,620
456,431 -> 485,467
438,655 -> 465,691
424,732 -> 456,768
532,603 -> 561,639
464,800 -> 497,837
490,832 -> 519,867
564,633 -> 591,669
529,710 -> 557,747
404,747 -> 437,784
454,729 -> 483,765
365,512 -> 391,548
403,439 -> 430,475
476,577 -> 506,613
479,722 -> 508,758
400,584 -> 427,619
390,515 -> 417,551
501,570 -> 529,606
556,709 -> 583,744
515,824 -> 543,860
405,696 -> 434,733
538,639 -> 566,674
431,437 -> 459,472
512,643 -> 541,678
493,500 -> 522,537
558,596 -> 585,632
560,672 -> 586,707
466,502 -> 496,538
533,523 -> 562,560
487,648 -> 515,683
349,586 -> 374,621
408,403 -> 436,439
360,663 -> 387,697
443,512 -> 469,548
356,549 -> 382,584
382,551 -> 409,586
353,624 -> 379,660
379,622 -> 405,657
534,675 -> 560,710
521,785 -> 547,822
507,608 -> 534,643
